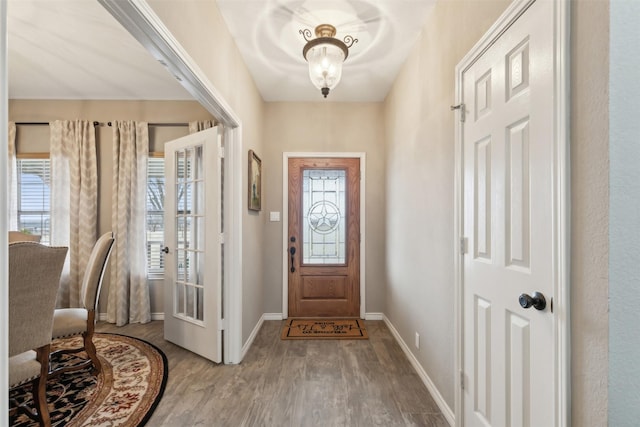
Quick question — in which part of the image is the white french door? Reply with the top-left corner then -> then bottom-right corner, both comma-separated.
164,127 -> 222,363
456,0 -> 569,425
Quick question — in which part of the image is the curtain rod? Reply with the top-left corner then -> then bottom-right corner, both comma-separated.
14,121 -> 190,127
107,122 -> 189,127
15,121 -> 100,126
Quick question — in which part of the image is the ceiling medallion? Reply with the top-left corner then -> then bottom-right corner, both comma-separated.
300,24 -> 358,98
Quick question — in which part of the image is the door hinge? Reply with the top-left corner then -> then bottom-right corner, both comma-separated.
219,233 -> 225,244
218,146 -> 225,158
460,237 -> 468,255
451,103 -> 466,122
219,318 -> 227,331
460,371 -> 465,390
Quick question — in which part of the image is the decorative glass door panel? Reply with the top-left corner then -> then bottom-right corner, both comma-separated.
174,146 -> 205,322
302,169 -> 346,265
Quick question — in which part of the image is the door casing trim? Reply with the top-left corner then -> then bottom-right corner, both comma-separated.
453,0 -> 570,425
0,0 -> 8,418
282,152 -> 366,319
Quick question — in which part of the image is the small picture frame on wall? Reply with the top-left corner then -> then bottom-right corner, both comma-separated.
248,150 -> 262,211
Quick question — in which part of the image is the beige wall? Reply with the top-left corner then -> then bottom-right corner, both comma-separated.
262,102 -> 386,314
9,99 -> 214,315
384,0 -> 512,410
570,0 -> 609,424
384,0 -> 609,423
146,0 -> 266,344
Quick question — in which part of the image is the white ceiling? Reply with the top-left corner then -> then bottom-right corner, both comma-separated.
216,0 -> 435,102
8,0 -> 435,103
7,0 -> 191,100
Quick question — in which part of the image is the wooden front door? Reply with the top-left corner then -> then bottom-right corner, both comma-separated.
288,157 -> 360,318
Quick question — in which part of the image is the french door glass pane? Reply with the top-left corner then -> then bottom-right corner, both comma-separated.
302,169 -> 346,264
174,146 -> 205,323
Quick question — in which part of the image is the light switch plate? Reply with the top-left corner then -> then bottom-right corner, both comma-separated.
269,211 -> 281,222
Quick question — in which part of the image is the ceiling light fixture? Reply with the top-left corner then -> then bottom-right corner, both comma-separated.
300,24 -> 358,98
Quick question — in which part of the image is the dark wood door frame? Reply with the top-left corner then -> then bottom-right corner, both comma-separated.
282,153 -> 366,319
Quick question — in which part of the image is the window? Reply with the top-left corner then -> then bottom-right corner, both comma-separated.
17,156 -> 166,276
16,158 -> 51,244
147,157 -> 165,278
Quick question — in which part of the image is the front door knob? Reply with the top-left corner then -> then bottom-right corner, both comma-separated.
519,291 -> 547,311
289,246 -> 296,273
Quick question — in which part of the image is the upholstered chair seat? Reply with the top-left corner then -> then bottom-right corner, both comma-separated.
9,351 -> 40,387
52,308 -> 87,337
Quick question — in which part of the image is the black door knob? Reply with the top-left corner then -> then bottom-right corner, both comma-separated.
519,291 -> 547,311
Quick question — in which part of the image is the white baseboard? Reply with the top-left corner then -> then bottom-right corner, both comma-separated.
263,313 -> 284,320
241,314 -> 266,360
365,312 -> 384,320
262,313 -> 384,320
382,314 -> 455,426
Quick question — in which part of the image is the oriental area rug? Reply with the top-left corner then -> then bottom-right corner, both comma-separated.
9,333 -> 168,427
281,318 -> 369,340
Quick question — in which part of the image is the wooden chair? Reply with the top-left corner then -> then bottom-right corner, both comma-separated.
49,232 -> 115,377
9,242 -> 68,427
9,231 -> 42,243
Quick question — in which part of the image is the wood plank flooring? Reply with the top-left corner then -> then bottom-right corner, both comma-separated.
96,320 -> 449,427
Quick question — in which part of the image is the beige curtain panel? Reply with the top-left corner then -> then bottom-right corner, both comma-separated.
50,120 -> 98,308
108,120 -> 151,326
188,120 -> 215,134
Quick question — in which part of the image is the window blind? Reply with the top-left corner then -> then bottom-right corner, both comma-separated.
147,157 -> 165,277
16,159 -> 51,244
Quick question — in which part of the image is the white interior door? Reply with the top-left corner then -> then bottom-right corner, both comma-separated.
164,127 -> 222,363
459,0 -> 566,425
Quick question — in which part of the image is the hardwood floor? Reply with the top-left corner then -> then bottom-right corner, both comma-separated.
96,320 -> 449,427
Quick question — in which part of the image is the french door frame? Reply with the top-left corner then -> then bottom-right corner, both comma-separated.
282,152 -> 366,319
452,0 -> 570,424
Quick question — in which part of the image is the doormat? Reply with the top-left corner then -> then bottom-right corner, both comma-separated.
281,318 -> 368,340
